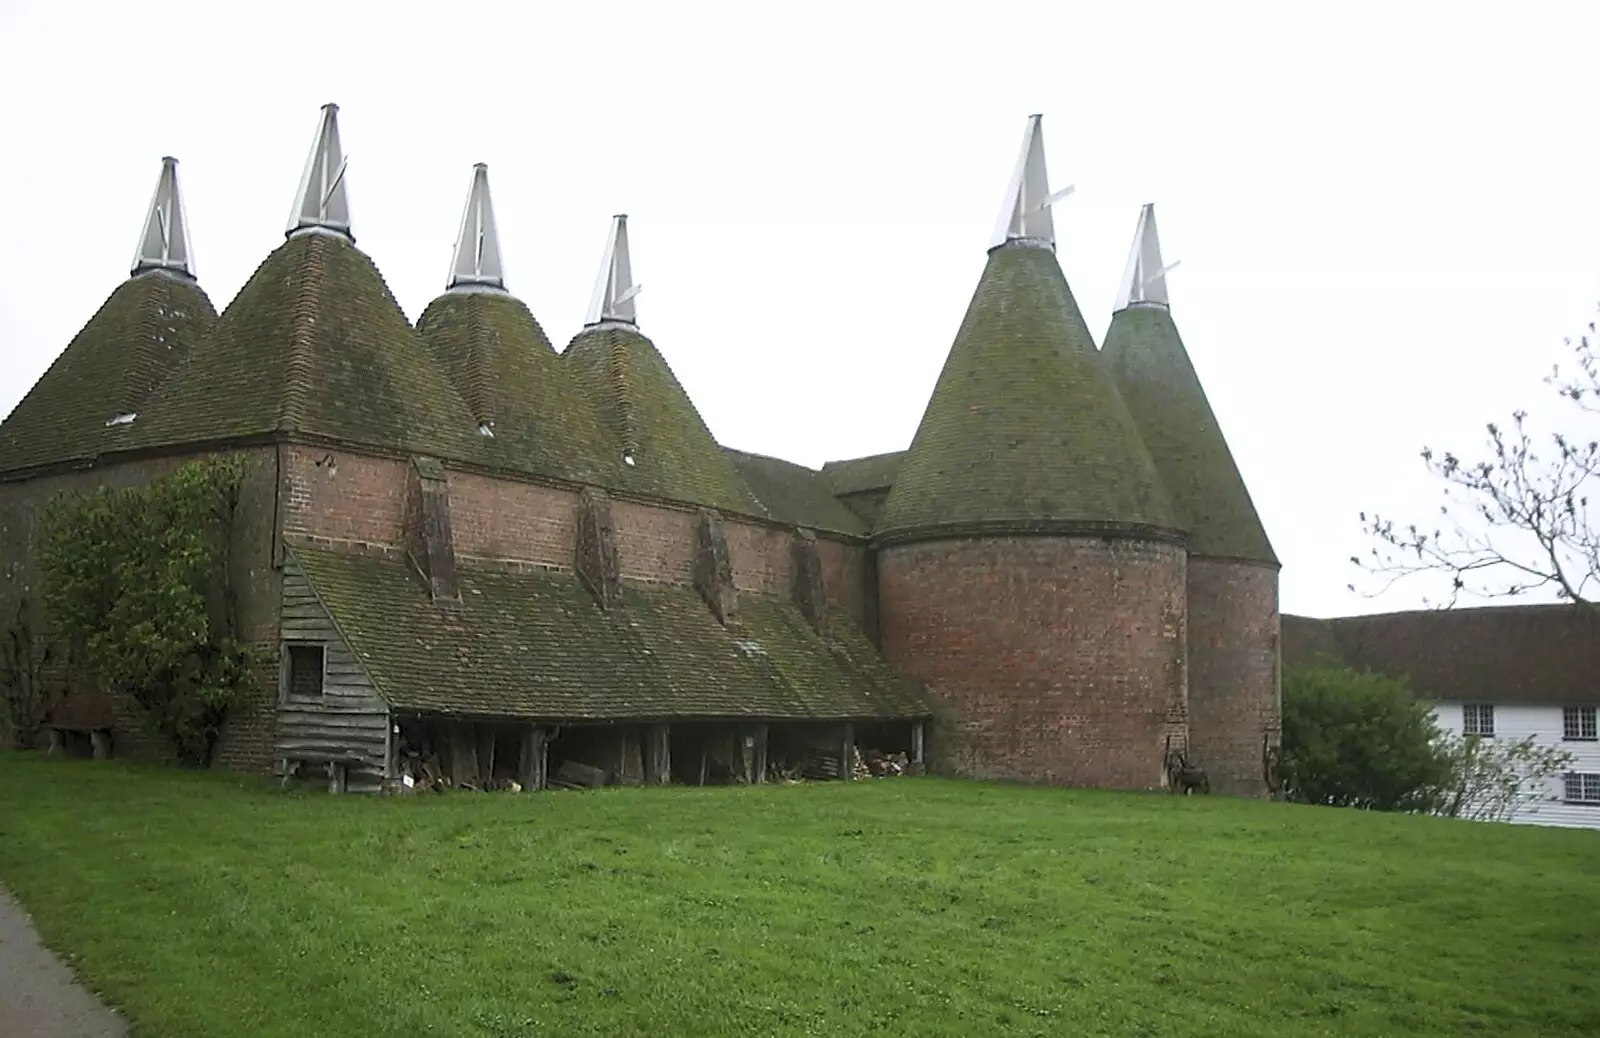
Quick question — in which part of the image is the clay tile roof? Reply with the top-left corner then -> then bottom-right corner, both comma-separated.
877,243 -> 1177,543
416,291 -> 612,485
1101,305 -> 1277,564
722,448 -> 869,536
127,233 -> 481,461
0,272 -> 217,476
562,324 -> 760,516
1282,605 -> 1600,705
290,544 -> 927,721
820,451 -> 905,496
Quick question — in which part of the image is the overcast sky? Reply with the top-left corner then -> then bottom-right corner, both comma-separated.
2,1 -> 1596,619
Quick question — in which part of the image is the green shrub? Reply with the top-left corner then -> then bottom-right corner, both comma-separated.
1281,663 -> 1453,812
37,457 -> 258,766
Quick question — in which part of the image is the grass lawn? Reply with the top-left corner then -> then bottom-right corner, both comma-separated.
0,754 -> 1596,1037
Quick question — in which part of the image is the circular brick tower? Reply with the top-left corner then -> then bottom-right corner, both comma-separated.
875,117 -> 1188,790
1101,204 -> 1280,797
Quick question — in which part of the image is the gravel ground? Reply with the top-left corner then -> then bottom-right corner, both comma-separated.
0,885 -> 126,1037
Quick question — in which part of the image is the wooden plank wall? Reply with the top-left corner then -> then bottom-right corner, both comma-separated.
276,557 -> 391,793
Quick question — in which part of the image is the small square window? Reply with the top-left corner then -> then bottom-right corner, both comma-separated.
1562,773 -> 1600,804
1463,703 -> 1495,737
1562,707 -> 1597,741
287,644 -> 325,699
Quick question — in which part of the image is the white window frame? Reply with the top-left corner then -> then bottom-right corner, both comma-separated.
1562,706 -> 1597,742
1462,703 -> 1495,737
1562,772 -> 1600,805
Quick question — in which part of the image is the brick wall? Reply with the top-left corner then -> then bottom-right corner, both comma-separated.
878,536 -> 1188,789
1186,559 -> 1280,797
282,448 -> 406,547
817,538 -> 869,629
450,472 -> 576,568
278,447 -> 872,618
0,447 -> 281,770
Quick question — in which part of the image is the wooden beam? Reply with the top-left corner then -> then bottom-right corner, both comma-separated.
90,730 -> 112,760
447,724 -> 481,789
751,724 -> 768,785
519,726 -> 548,791
647,724 -> 671,785
911,722 -> 925,766
840,722 -> 856,782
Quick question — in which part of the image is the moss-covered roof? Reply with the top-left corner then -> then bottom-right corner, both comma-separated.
416,291 -> 613,484
291,543 -> 926,721
1281,605 -> 1600,706
1101,305 -> 1276,564
126,233 -> 481,461
0,272 -> 216,475
722,448 -> 869,536
821,451 -> 905,496
877,243 -> 1177,542
563,324 -> 759,516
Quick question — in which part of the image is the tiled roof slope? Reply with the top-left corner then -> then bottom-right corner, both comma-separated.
416,292 -> 613,484
127,233 -> 481,461
563,324 -> 760,516
1279,614 -> 1345,670
723,448 -> 869,536
290,544 -> 926,721
1282,605 -> 1600,705
821,451 -> 904,496
1101,305 -> 1277,564
877,243 -> 1177,542
0,273 -> 216,475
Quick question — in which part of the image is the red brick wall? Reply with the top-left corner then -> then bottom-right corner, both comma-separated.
611,499 -> 696,583
878,536 -> 1188,790
724,521 -> 791,596
450,473 -> 577,568
1186,559 -> 1280,797
817,538 -> 869,629
0,447 -> 281,771
282,448 -> 406,547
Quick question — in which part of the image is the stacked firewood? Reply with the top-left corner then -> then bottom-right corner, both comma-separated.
861,749 -> 911,777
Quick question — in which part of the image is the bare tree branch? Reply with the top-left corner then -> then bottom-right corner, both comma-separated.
1352,313 -> 1599,608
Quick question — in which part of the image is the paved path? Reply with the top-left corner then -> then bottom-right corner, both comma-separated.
0,885 -> 126,1037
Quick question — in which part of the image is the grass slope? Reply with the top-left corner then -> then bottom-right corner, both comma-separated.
0,755 -> 1596,1038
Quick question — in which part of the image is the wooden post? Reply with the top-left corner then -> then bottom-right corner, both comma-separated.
698,746 -> 709,786
751,724 -> 768,785
327,761 -> 346,794
519,726 -> 548,791
46,728 -> 64,756
647,724 -> 671,785
840,722 -> 856,781
90,730 -> 112,760
618,728 -> 646,786
911,721 -> 925,772
478,726 -> 498,786
738,730 -> 755,784
448,724 -> 481,789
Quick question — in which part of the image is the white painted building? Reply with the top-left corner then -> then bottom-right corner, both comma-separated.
1284,603 -> 1600,831
1430,700 -> 1600,829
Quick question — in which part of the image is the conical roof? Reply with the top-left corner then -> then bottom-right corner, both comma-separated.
877,241 -> 1176,541
418,292 -> 613,484
1101,301 -> 1276,564
418,165 -> 614,483
128,231 -> 480,460
0,156 -> 216,475
0,272 -> 216,474
564,323 -> 759,515
561,214 -> 756,514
